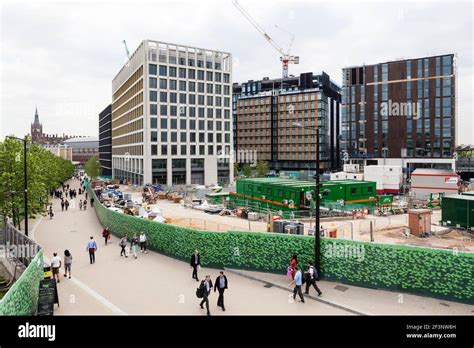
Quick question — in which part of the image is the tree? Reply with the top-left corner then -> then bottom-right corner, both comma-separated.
84,156 -> 102,179
0,136 -> 75,228
233,162 -> 240,178
243,163 -> 252,177
256,161 -> 270,177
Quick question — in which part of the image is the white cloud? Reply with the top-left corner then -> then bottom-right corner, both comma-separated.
0,0 -> 472,144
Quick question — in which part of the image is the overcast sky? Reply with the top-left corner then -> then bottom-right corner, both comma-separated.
1,0 -> 473,144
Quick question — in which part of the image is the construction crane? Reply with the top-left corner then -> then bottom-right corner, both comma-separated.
122,40 -> 131,64
232,0 -> 299,79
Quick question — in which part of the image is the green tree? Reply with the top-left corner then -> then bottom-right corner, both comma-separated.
0,136 -> 74,229
85,156 -> 102,179
233,162 -> 240,178
243,163 -> 252,177
256,161 -> 270,177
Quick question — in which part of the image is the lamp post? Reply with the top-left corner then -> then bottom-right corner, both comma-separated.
293,122 -> 321,274
6,136 -> 28,237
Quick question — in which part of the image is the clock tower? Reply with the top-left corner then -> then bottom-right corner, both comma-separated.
31,107 -> 43,143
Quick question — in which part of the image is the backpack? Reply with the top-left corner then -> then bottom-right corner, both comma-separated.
196,285 -> 204,298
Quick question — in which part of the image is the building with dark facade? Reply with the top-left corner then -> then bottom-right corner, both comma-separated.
341,54 -> 456,171
99,104 -> 112,176
232,72 -> 341,172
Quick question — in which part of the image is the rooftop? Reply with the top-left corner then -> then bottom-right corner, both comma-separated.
64,136 -> 99,143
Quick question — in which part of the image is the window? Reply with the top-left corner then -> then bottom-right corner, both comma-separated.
206,71 -> 213,81
198,83 -> 205,93
149,91 -> 157,102
180,119 -> 186,129
151,131 -> 158,142
215,72 -> 221,82
198,95 -> 205,105
179,81 -> 186,91
170,93 -> 177,103
208,133 -> 213,142
159,65 -> 167,76
160,118 -> 167,128
161,132 -> 167,142
159,92 -> 167,102
149,64 -> 157,75
189,107 -> 196,117
224,73 -> 230,83
151,145 -> 157,155
206,84 -> 213,93
179,93 -> 186,104
150,118 -> 157,128
208,145 -> 214,155
149,77 -> 157,88
199,145 -> 205,155
188,69 -> 196,79
351,188 -> 357,195
169,67 -> 177,77
197,70 -> 204,80
171,132 -> 177,142
190,132 -> 196,142
171,145 -> 177,155
169,79 -> 177,90
199,133 -> 205,142
170,119 -> 177,129
190,145 -> 196,155
199,120 -> 205,130
161,145 -> 167,155
198,107 -> 205,117
179,68 -> 186,78
189,81 -> 196,92
159,79 -> 167,89
181,145 -> 187,155
150,104 -> 157,115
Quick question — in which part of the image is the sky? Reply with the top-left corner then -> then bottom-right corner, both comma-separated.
0,0 -> 473,144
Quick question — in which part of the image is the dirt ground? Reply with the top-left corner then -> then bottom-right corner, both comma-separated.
360,226 -> 474,252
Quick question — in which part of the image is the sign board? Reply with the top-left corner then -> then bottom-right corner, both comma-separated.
37,279 -> 59,316
445,177 -> 458,184
379,195 -> 394,205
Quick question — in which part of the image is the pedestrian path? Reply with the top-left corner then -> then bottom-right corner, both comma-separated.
33,178 -> 350,315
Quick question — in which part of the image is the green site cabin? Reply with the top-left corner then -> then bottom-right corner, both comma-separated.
229,177 -> 377,213
441,194 -> 474,230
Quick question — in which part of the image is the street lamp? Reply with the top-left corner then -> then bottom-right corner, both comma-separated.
6,136 -> 28,237
293,122 -> 321,275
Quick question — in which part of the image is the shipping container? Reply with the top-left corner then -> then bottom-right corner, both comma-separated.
411,169 -> 459,200
441,194 -> 474,230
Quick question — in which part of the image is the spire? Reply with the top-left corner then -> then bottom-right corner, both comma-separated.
33,106 -> 40,126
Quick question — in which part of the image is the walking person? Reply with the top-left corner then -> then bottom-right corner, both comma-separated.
86,236 -> 98,264
85,192 -> 88,200
304,262 -> 322,296
214,271 -> 229,311
190,249 -> 201,281
49,205 -> 54,219
102,226 -> 111,245
61,200 -> 65,211
79,200 -> 83,211
90,197 -> 94,207
63,250 -> 73,279
83,199 -> 87,210
130,233 -> 139,259
199,275 -> 213,316
289,267 -> 305,303
65,199 -> 69,211
119,235 -> 128,257
51,252 -> 62,283
290,254 -> 298,279
139,232 -> 147,253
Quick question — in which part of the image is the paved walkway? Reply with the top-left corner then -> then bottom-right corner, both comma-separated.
34,178 -> 349,315
32,178 -> 474,315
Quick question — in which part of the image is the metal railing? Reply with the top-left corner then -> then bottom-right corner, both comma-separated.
3,221 -> 41,267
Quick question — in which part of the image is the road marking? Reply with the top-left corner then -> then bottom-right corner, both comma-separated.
69,277 -> 127,315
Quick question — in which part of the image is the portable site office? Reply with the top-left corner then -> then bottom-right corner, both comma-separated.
230,178 -> 377,212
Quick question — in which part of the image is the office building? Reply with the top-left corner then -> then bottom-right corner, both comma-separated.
233,72 -> 341,172
341,54 -> 456,172
111,40 -> 233,186
99,104 -> 112,176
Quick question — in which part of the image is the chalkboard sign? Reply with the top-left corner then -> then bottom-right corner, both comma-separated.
37,279 -> 59,316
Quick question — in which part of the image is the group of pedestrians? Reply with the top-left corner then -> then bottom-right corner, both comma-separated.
117,231 -> 147,259
191,249 -> 229,316
287,254 -> 322,303
50,249 -> 73,282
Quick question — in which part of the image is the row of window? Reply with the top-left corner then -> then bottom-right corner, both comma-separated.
151,144 -> 230,156
149,78 -> 231,94
150,118 -> 230,131
149,64 -> 230,82
151,53 -> 224,70
150,130 -> 231,144
150,104 -> 231,118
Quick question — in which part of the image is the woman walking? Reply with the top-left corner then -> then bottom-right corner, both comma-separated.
79,200 -> 83,210
130,233 -> 139,259
119,236 -> 128,257
63,250 -> 73,279
102,226 -> 111,245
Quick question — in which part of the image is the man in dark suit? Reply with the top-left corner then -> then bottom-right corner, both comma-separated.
190,249 -> 200,281
214,271 -> 228,311
199,275 -> 213,316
